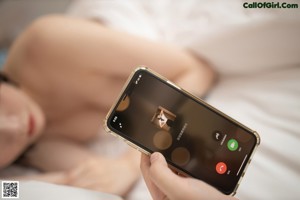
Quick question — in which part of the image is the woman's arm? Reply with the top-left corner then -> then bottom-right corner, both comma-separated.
20,138 -> 95,172
20,138 -> 140,196
67,148 -> 140,195
4,15 -> 215,109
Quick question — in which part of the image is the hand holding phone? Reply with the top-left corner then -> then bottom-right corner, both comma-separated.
104,67 -> 260,195
141,152 -> 238,200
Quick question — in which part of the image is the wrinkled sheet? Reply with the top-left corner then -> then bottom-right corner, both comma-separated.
68,1 -> 300,199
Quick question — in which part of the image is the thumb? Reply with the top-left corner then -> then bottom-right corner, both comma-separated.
149,152 -> 186,199
150,152 -> 168,168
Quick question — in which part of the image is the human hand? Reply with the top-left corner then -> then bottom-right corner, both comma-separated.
140,152 -> 238,200
67,152 -> 140,196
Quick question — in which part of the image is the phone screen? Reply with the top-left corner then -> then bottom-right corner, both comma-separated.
107,68 -> 259,194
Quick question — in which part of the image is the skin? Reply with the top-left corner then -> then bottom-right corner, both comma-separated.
0,82 -> 45,168
0,15 -> 215,196
141,152 -> 239,200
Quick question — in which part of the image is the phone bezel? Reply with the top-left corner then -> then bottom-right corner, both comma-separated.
103,66 -> 260,196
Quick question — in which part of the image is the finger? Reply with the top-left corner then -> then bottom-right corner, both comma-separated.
140,153 -> 166,200
140,153 -> 151,173
149,152 -> 188,199
67,163 -> 92,187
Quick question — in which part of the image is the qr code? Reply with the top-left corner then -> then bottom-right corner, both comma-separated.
2,181 -> 19,199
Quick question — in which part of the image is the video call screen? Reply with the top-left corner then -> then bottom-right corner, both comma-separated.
108,69 -> 258,194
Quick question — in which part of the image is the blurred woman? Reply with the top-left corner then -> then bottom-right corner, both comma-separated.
0,14 -> 214,197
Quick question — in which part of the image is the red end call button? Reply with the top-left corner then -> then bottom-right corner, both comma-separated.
216,162 -> 227,174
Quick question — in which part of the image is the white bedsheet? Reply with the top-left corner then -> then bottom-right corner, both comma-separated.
19,181 -> 122,200
68,1 -> 300,199
207,67 -> 300,199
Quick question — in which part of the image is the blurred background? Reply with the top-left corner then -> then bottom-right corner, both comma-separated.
0,0 -> 71,67
0,1 -> 299,200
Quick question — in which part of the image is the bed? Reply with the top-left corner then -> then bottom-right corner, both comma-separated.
67,1 -> 300,199
1,1 -> 300,199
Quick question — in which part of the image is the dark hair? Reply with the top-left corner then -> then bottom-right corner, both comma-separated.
0,72 -> 19,86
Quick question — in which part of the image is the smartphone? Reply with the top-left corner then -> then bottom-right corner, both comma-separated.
104,67 -> 260,195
